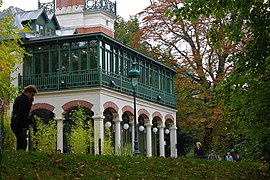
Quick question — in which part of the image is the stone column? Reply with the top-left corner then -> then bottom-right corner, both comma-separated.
93,114 -> 105,155
145,123 -> 152,157
114,114 -> 121,153
158,125 -> 165,157
170,126 -> 178,158
56,117 -> 64,153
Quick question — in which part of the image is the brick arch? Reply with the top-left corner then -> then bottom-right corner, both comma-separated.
152,111 -> 163,121
138,108 -> 150,119
62,100 -> 93,111
122,105 -> 134,116
103,101 -> 119,113
31,103 -> 55,113
165,114 -> 174,124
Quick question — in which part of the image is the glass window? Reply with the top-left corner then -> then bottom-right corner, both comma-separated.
71,49 -> 79,71
40,25 -> 44,36
89,48 -> 98,70
61,50 -> 69,72
81,49 -> 87,70
43,52 -> 49,74
24,54 -> 32,76
34,54 -> 42,74
52,51 -> 59,72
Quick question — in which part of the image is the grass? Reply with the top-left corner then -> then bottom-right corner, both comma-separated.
1,150 -> 269,180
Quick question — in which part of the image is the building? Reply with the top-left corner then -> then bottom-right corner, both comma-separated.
2,0 -> 178,157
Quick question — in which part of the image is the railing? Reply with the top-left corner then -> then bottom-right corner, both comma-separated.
84,0 -> 116,15
19,68 -> 176,108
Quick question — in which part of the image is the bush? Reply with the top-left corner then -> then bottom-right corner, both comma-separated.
3,113 -> 16,150
115,143 -> 133,156
29,116 -> 57,153
102,127 -> 114,155
68,105 -> 94,154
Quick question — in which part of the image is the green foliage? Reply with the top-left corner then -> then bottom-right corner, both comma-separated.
2,150 -> 270,179
0,7 -> 30,100
2,113 -> 15,150
102,127 -> 114,155
171,0 -> 270,167
68,105 -> 94,154
115,143 -> 133,156
85,120 -> 94,154
114,16 -> 140,47
29,116 -> 57,153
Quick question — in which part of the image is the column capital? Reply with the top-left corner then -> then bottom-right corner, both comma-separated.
145,122 -> 152,127
158,124 -> 165,129
93,114 -> 105,120
56,117 -> 65,121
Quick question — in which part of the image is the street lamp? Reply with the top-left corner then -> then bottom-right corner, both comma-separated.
128,62 -> 140,155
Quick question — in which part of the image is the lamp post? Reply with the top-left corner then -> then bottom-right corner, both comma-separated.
128,62 -> 140,155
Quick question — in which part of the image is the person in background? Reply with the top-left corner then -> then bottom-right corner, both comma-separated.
194,142 -> 204,158
225,150 -> 234,162
234,153 -> 241,162
11,85 -> 37,150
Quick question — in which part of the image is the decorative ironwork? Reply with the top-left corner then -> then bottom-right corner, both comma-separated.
38,0 -> 55,14
85,0 -> 116,16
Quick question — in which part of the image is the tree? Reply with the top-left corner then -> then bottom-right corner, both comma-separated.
171,0 -> 270,165
0,6 -> 28,100
114,15 -> 141,49
138,0 -> 237,152
0,3 -> 29,165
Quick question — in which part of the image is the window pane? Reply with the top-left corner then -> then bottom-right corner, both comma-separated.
61,50 -> 69,72
43,52 -> 49,73
72,49 -> 79,71
81,49 -> 87,70
90,48 -> 97,69
35,54 -> 41,74
52,51 -> 59,72
24,54 -> 32,75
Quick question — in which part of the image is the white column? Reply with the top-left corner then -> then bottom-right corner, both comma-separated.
56,117 -> 64,153
159,125 -> 165,157
130,116 -> 135,152
145,123 -> 152,157
170,126 -> 178,158
93,114 -> 105,155
114,115 -> 121,153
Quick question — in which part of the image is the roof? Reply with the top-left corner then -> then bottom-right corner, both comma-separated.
0,6 -> 24,30
18,8 -> 49,22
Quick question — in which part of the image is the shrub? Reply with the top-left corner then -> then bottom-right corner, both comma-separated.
103,126 -> 114,155
3,113 -> 16,150
68,105 -> 94,154
29,116 -> 57,153
115,143 -> 133,156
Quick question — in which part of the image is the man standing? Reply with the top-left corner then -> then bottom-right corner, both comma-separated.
11,85 -> 37,150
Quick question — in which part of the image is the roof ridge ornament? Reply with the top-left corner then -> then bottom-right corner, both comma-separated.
38,0 -> 55,14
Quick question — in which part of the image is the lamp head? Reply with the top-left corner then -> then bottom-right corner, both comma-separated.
128,62 -> 140,87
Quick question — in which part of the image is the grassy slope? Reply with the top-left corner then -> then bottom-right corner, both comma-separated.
1,151 -> 269,180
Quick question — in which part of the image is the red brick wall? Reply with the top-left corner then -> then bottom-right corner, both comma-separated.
76,27 -> 114,38
56,0 -> 84,9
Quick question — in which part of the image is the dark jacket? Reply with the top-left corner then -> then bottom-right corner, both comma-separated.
11,93 -> 31,130
194,147 -> 204,158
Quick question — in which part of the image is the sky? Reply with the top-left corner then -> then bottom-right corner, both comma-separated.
0,0 -> 151,20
